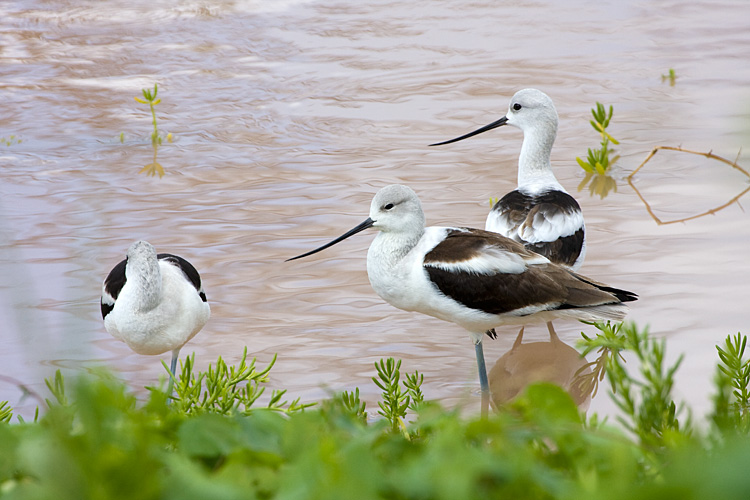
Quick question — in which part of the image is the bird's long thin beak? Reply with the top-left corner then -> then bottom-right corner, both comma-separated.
429,116 -> 509,146
286,217 -> 375,261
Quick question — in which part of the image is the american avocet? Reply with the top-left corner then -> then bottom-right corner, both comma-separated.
287,184 -> 635,415
101,241 -> 210,391
431,88 -> 586,340
430,88 -> 585,270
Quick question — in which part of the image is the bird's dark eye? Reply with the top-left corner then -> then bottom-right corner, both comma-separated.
383,203 -> 394,210
513,103 -> 522,111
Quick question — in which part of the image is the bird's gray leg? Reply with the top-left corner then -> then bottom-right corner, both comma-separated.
474,339 -> 489,418
166,347 -> 181,400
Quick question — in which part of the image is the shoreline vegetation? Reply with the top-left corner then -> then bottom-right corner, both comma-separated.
2,322 -> 750,499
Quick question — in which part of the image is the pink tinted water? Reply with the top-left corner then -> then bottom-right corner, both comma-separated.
1,0 -> 749,420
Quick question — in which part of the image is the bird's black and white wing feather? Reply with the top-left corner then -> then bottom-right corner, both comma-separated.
157,253 -> 208,303
422,228 -> 631,318
486,190 -> 585,269
100,253 -> 208,321
101,258 -> 127,320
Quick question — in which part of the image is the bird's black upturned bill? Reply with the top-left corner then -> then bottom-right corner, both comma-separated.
286,217 -> 375,261
429,116 -> 509,146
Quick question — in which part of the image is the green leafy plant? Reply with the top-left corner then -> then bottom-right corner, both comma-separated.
712,333 -> 750,434
5,331 -> 750,499
167,347 -> 313,415
576,102 -> 621,199
134,84 -> 164,148
579,321 -> 689,452
404,370 -> 425,411
44,368 -> 68,407
576,102 -> 620,175
341,387 -> 368,419
373,358 -> 411,434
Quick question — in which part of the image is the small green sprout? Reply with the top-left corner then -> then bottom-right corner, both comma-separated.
590,102 -> 619,145
134,84 -> 163,147
44,369 -> 68,407
134,83 -> 167,178
661,68 -> 677,86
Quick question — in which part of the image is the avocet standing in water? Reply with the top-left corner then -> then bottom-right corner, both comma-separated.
287,184 -> 635,415
431,88 -> 587,339
101,241 -> 210,392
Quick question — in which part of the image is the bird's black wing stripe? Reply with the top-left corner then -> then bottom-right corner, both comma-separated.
496,189 -> 582,213
158,253 -> 207,302
101,258 -> 127,319
527,228 -> 585,268
424,266 -> 565,316
100,301 -> 115,319
423,229 -> 560,315
572,275 -> 638,303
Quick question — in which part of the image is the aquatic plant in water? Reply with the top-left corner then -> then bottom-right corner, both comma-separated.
662,68 -> 677,86
576,102 -> 620,175
135,84 -> 164,148
134,83 -> 173,178
577,102 -> 620,198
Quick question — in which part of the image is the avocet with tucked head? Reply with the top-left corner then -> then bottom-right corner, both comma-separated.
101,241 -> 210,385
287,185 -> 635,415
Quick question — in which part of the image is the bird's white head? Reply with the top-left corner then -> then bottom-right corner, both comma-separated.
369,184 -> 426,236
504,88 -> 559,137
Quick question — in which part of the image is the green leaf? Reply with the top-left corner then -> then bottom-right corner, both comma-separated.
514,382 -> 582,425
179,414 -> 243,457
576,157 -> 594,172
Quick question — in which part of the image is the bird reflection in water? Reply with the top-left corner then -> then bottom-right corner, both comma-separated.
489,325 -> 599,411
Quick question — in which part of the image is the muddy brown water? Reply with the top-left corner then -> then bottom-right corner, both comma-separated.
1,0 -> 749,420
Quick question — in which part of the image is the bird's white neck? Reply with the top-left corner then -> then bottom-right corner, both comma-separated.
371,228 -> 424,262
517,122 -> 562,192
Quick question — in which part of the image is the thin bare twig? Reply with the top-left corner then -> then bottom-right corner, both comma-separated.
627,146 -> 750,225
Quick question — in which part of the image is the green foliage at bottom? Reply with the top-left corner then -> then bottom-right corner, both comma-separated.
1,324 -> 750,499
